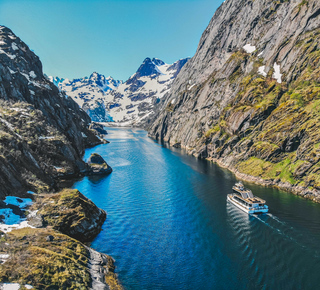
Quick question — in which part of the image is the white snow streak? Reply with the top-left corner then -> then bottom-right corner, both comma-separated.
11,43 -> 19,51
0,284 -> 34,290
29,71 -> 36,79
273,63 -> 282,83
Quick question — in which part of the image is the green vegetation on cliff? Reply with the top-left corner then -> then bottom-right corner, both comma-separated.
147,0 -> 320,201
204,28 -> 320,197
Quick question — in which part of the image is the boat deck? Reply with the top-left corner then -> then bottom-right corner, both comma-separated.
246,197 -> 265,204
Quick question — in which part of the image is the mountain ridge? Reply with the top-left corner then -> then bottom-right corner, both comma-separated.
51,57 -> 189,125
0,25 -> 121,289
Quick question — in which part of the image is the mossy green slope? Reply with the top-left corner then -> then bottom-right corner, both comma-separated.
203,29 -> 320,199
0,228 -> 121,290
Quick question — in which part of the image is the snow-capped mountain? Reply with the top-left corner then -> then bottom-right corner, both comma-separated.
50,57 -> 189,125
48,73 -> 122,107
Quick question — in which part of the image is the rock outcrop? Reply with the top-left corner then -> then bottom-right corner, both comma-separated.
148,0 -> 320,202
29,189 -> 106,242
87,153 -> 113,175
0,25 -> 105,199
89,122 -> 108,135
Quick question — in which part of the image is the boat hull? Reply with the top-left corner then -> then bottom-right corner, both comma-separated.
227,195 -> 268,214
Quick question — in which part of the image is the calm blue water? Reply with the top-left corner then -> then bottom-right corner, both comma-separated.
73,128 -> 320,290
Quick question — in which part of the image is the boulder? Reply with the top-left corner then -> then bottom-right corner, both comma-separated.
46,235 -> 54,242
87,153 -> 113,175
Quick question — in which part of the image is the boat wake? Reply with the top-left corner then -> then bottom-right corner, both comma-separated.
226,203 -> 320,288
251,213 -> 306,250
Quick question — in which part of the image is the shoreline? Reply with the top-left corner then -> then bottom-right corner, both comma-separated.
146,131 -> 320,204
207,157 -> 320,203
0,142 -> 123,289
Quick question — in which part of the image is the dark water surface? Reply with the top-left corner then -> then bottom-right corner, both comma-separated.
73,128 -> 320,290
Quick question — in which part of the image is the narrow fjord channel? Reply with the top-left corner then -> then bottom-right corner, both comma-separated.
73,128 -> 320,290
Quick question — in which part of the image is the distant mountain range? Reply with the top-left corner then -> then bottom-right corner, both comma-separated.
49,57 -> 189,125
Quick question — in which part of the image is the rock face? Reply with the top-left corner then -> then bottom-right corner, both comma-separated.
0,26 -> 104,199
87,247 -> 122,290
148,0 -> 320,201
52,57 -> 189,125
87,153 -> 113,175
31,189 -> 106,242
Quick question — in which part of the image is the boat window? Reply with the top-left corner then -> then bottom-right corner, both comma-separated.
234,195 -> 250,207
247,190 -> 254,198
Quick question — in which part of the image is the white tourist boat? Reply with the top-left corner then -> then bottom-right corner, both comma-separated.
227,181 -> 268,214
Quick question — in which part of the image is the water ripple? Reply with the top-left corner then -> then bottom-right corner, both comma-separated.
74,128 -> 320,290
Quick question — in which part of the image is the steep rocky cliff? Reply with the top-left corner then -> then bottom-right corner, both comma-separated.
0,25 -> 103,199
148,0 -> 320,201
0,26 -> 121,289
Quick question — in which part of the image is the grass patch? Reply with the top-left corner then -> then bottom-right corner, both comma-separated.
237,155 -> 307,185
205,125 -> 220,138
0,228 -> 90,289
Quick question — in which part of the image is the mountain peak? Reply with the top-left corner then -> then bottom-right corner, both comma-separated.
152,58 -> 165,66
89,72 -> 103,80
135,58 -> 161,78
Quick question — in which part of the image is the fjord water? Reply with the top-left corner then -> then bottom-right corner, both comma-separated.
73,128 -> 320,289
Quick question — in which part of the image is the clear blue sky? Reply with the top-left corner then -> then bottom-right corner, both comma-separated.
0,0 -> 223,81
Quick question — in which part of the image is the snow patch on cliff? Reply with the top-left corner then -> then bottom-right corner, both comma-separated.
243,44 -> 256,53
0,283 -> 33,289
258,66 -> 267,77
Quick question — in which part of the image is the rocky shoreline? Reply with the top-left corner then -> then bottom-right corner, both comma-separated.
150,137 -> 320,205
0,153 -> 122,289
207,157 -> 320,203
87,247 -> 121,290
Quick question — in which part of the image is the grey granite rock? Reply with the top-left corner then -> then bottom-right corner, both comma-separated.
0,25 -> 103,198
147,0 -> 320,201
